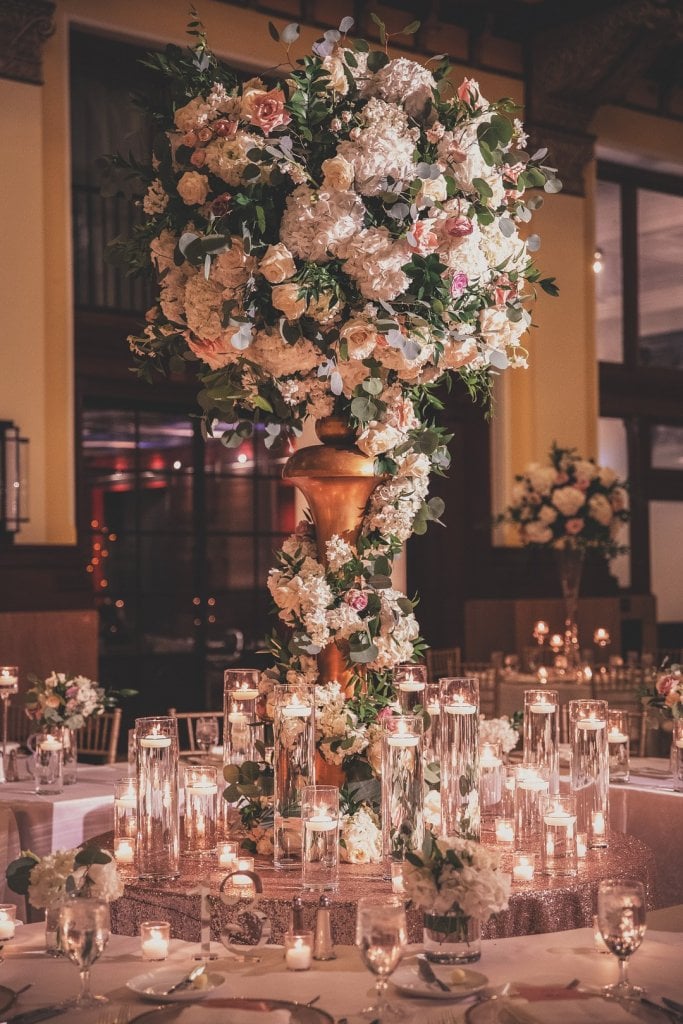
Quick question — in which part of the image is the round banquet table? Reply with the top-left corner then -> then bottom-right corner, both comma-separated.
101,831 -> 656,944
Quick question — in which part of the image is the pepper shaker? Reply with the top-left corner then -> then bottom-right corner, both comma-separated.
313,893 -> 335,961
291,894 -> 305,933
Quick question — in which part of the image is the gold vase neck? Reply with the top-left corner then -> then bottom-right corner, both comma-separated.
315,416 -> 357,447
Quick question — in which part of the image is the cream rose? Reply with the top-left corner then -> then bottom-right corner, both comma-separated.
176,171 -> 209,206
322,55 -> 349,95
339,318 -> 377,359
552,486 -> 586,517
271,282 -> 306,320
321,154 -> 354,191
240,77 -> 267,119
259,243 -> 296,283
418,175 -> 448,206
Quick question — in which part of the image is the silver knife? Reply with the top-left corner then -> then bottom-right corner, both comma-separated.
4,1007 -> 68,1024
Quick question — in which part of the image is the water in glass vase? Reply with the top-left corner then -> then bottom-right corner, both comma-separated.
423,911 -> 481,964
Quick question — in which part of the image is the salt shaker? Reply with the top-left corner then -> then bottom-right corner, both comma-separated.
313,893 -> 335,961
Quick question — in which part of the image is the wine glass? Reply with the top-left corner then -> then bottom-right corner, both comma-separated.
596,878 -> 647,999
58,897 -> 111,1008
356,895 -> 407,1020
196,716 -> 219,754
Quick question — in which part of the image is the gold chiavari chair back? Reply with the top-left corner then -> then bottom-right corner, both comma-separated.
426,647 -> 461,683
462,662 -> 498,717
76,707 -> 122,764
167,708 -> 222,756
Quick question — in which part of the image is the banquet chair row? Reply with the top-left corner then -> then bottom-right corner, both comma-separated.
425,646 -> 461,682
168,707 -> 222,755
461,662 -> 498,716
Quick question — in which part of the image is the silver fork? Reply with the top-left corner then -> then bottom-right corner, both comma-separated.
417,955 -> 452,992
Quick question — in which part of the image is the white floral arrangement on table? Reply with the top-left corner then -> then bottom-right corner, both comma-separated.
5,846 -> 124,910
107,12 -> 558,844
497,443 -> 629,555
24,671 -> 133,731
404,833 -> 510,927
479,714 -> 519,754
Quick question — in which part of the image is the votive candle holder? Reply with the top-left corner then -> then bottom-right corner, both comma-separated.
285,931 -> 313,970
512,852 -> 535,883
0,904 -> 17,940
113,837 -> 136,868
35,730 -> 64,795
494,817 -> 515,845
541,793 -> 578,877
607,709 -> 630,784
302,785 -> 340,892
140,920 -> 170,960
218,840 -> 239,870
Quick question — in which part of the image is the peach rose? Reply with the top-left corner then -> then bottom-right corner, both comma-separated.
259,243 -> 296,284
339,319 -> 378,360
247,88 -> 291,134
271,282 -> 306,320
186,334 -> 235,370
321,55 -> 349,95
407,219 -> 438,255
321,155 -> 354,191
177,171 -> 209,206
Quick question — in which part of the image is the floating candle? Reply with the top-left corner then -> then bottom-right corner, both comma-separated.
592,811 -> 606,836
576,718 -> 605,731
495,818 -> 514,844
576,832 -> 588,858
114,838 -> 135,865
140,733 -> 172,748
234,687 -> 259,700
607,729 -> 628,744
281,701 -> 312,719
529,701 -> 557,714
512,853 -> 535,882
39,737 -> 62,752
306,813 -> 337,832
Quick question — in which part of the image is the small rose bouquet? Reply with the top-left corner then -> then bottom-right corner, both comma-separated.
6,845 -> 124,910
479,714 -> 519,754
642,664 -> 683,720
497,443 -> 629,556
24,671 -> 132,730
405,833 -> 510,921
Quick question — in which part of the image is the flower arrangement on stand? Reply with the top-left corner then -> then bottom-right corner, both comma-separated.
404,832 -> 510,963
106,11 -> 559,857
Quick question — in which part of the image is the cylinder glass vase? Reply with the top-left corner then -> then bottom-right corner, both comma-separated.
541,793 -> 578,877
569,699 -> 609,848
114,777 -> 138,841
182,765 -> 218,856
555,546 -> 585,671
381,716 -> 424,876
394,664 -> 428,713
607,710 -> 630,784
513,764 -> 549,852
61,728 -> 78,786
135,715 -> 180,881
479,741 -> 505,831
523,689 -> 560,795
423,910 -> 481,964
35,730 -> 64,794
424,683 -> 441,769
301,785 -> 340,891
273,685 -> 315,870
440,678 -> 480,839
223,669 -> 260,766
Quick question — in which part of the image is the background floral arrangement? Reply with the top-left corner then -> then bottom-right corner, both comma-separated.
479,713 -> 519,754
107,12 -> 559,856
645,663 -> 683,720
6,845 -> 124,910
496,442 -> 629,555
23,671 -> 132,731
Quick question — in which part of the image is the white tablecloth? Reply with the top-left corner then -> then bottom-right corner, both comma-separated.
498,674 -> 591,716
0,762 -> 123,858
2,922 -> 683,1022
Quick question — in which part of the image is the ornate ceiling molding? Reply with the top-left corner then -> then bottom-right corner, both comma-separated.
0,0 -> 55,85
526,0 -> 683,196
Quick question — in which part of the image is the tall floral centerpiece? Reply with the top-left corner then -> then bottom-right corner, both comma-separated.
497,444 -> 629,669
106,13 -> 558,854
24,672 -> 130,785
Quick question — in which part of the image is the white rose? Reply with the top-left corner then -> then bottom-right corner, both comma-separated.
176,171 -> 209,206
259,243 -> 296,283
321,154 -> 355,191
538,504 -> 557,525
552,486 -> 586,517
418,175 -> 448,206
322,55 -> 349,95
271,282 -> 306,320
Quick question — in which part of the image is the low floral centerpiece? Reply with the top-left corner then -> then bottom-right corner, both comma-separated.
24,672 -> 118,731
106,11 -> 558,858
404,832 -> 510,963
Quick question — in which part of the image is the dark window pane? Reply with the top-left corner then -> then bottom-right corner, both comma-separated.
651,424 -> 683,469
137,471 -> 194,532
595,180 -> 623,363
206,535 -> 255,590
206,476 -> 255,531
139,535 -> 195,593
638,189 -> 683,368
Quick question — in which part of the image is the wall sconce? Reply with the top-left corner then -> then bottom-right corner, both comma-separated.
592,249 -> 604,274
0,422 -> 29,537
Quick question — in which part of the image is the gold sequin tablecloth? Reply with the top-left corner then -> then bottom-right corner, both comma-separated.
101,831 -> 656,943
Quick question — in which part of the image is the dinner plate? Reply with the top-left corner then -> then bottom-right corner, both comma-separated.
392,961 -> 488,1000
130,996 -> 335,1024
126,967 -> 225,1002
465,992 -> 669,1022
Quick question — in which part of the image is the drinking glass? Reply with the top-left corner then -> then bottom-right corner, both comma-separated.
356,896 -> 407,1020
196,716 -> 219,754
58,897 -> 111,1007
596,879 -> 646,999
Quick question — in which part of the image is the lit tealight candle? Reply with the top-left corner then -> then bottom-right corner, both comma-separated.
495,817 -> 515,844
549,634 -> 563,653
234,686 -> 259,700
533,620 -> 550,642
593,628 -> 610,647
0,905 -> 17,940
307,813 -> 337,832
285,933 -> 313,971
577,718 -> 605,732
140,731 -> 172,749
592,811 -> 606,836
480,744 -> 502,768
529,700 -> 557,714
390,862 -> 405,894
607,728 -> 629,745
140,921 -> 170,961
218,841 -> 239,869
39,736 -> 63,752
444,696 -> 477,716
281,699 -> 312,719
576,832 -> 588,858
228,710 -> 249,725
234,856 -> 255,885
114,838 -> 135,866
512,853 -> 535,882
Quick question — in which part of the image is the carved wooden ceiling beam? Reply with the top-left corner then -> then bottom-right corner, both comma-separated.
0,0 -> 55,85
525,0 -> 683,195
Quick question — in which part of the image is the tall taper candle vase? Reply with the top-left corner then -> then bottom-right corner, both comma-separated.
569,699 -> 609,849
440,677 -> 480,840
381,715 -> 425,877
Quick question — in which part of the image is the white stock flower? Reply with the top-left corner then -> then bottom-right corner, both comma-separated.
325,535 -> 354,571
523,521 -> 553,544
479,715 -> 518,754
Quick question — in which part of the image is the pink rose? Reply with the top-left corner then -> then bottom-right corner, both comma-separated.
656,673 -> 678,696
190,149 -> 207,168
407,219 -> 438,255
213,118 -> 238,139
565,518 -> 584,535
179,131 -> 198,147
377,706 -> 396,724
444,215 -> 473,238
344,589 -> 368,612
185,335 -> 233,371
451,272 -> 468,298
196,126 -> 213,144
457,78 -> 482,107
249,89 -> 291,134
493,274 -> 517,307
425,122 -> 445,144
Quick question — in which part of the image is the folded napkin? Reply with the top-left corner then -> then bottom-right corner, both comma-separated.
498,997 -> 638,1024
178,1007 -> 291,1024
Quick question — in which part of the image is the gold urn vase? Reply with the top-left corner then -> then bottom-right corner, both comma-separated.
282,416 -> 381,699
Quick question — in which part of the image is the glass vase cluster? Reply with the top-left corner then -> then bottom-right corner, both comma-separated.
135,715 -> 180,881
423,909 -> 481,964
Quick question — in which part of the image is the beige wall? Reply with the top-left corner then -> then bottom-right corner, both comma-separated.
6,0 -> 678,548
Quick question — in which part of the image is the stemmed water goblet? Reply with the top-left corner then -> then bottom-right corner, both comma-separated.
58,897 -> 111,1008
196,716 -> 219,755
596,878 -> 647,999
0,666 -> 19,784
356,895 -> 407,1020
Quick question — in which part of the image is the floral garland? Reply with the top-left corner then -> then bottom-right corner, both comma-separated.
497,442 -> 629,555
107,14 -> 559,858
